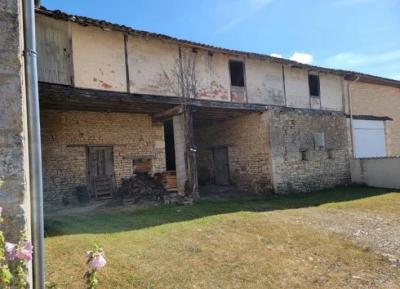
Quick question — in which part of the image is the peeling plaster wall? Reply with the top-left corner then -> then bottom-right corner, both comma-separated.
127,36 -> 179,96
193,49 -> 230,101
284,67 -> 310,109
246,59 -> 285,105
35,14 -> 348,112
71,23 -> 127,91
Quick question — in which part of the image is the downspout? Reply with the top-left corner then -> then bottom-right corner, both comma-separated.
22,0 -> 45,288
347,75 -> 360,158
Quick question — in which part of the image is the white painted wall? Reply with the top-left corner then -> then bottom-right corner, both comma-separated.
284,66 -> 310,109
353,120 -> 386,158
351,158 -> 400,189
246,59 -> 285,105
320,74 -> 343,111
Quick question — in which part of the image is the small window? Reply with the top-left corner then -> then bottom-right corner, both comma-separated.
313,132 -> 325,151
327,149 -> 335,160
300,150 -> 310,161
229,60 -> 245,87
308,74 -> 320,97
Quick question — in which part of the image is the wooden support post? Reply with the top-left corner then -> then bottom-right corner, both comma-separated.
183,104 -> 199,199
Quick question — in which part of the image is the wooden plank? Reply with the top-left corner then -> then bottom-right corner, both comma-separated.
152,105 -> 183,122
39,82 -> 267,112
36,15 -> 72,85
124,33 -> 130,93
213,147 -> 230,185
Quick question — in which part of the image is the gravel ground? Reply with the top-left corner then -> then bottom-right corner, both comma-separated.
277,208 -> 400,266
264,207 -> 400,288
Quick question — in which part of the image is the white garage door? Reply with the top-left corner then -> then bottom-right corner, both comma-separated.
353,119 -> 386,158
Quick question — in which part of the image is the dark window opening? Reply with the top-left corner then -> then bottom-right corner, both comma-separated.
308,74 -> 320,97
229,60 -> 245,87
327,149 -> 335,160
164,120 -> 176,171
300,149 -> 310,161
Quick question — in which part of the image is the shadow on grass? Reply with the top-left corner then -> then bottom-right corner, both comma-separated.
45,186 -> 395,237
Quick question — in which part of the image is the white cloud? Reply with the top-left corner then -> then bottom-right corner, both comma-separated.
324,50 -> 400,69
216,0 -> 273,34
289,52 -> 313,64
270,53 -> 283,58
389,74 -> 400,80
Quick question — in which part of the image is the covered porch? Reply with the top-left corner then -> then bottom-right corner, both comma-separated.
39,82 -> 269,207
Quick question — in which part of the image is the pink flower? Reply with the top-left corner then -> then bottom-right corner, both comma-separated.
88,251 -> 106,269
0,206 -> 3,217
5,242 -> 17,261
15,241 -> 33,261
85,251 -> 92,258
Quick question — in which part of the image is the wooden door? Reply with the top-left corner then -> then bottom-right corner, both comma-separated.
213,147 -> 230,185
87,146 -> 115,199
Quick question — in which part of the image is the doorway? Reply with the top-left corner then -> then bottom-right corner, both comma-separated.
213,147 -> 230,185
164,119 -> 176,171
87,146 -> 115,199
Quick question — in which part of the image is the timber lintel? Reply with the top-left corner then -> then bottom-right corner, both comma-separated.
39,82 -> 267,113
152,105 -> 184,122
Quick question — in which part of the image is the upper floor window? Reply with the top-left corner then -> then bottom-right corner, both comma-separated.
308,74 -> 320,97
229,60 -> 245,87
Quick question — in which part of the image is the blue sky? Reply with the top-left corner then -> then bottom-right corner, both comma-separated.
41,0 -> 400,80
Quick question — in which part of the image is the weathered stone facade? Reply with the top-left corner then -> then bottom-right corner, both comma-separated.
269,108 -> 351,194
0,0 -> 31,242
41,109 -> 165,205
195,113 -> 273,194
33,6 -> 400,204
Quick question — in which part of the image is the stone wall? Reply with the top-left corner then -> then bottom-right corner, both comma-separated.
0,0 -> 31,242
269,108 -> 350,194
41,109 -> 165,206
195,113 -> 273,194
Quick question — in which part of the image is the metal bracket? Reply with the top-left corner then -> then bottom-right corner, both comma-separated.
24,49 -> 37,57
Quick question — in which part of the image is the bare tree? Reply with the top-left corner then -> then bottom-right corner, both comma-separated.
163,47 -> 198,99
162,47 -> 199,199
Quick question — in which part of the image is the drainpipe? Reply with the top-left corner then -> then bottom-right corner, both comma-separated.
22,0 -> 45,288
347,74 -> 360,158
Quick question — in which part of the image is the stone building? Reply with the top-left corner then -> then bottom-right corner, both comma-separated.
33,7 -> 400,206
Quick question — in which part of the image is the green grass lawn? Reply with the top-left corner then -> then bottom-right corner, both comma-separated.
45,186 -> 400,289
